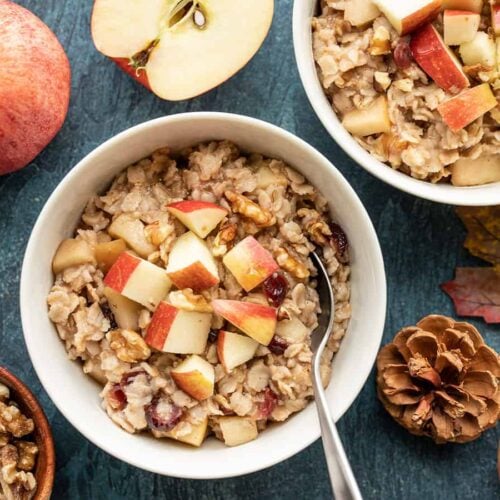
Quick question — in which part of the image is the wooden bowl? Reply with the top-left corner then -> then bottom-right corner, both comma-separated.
0,367 -> 55,499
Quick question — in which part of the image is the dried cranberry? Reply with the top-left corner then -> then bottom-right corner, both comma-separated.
262,273 -> 289,307
258,388 -> 279,419
208,330 -> 219,343
329,223 -> 348,257
268,335 -> 288,355
101,303 -> 118,330
109,384 -> 127,411
120,370 -> 147,388
394,40 -> 413,69
145,397 -> 183,432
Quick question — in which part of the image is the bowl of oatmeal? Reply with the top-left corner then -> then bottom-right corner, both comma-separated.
21,112 -> 386,478
293,0 -> 500,206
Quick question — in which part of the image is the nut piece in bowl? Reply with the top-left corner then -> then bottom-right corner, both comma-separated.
46,140 -> 353,449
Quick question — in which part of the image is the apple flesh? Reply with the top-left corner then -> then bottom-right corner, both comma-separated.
437,83 -> 497,132
441,0 -> 483,12
103,287 -> 142,330
451,155 -> 500,186
165,417 -> 208,447
0,1 -> 70,175
167,200 -> 227,239
342,96 -> 392,137
275,316 -> 311,344
459,32 -> 496,67
145,301 -> 211,354
52,239 -> 95,274
492,5 -> 500,36
373,0 -> 442,35
171,355 -> 215,401
104,252 -> 171,309
212,300 -> 277,346
217,330 -> 259,373
108,214 -> 156,258
95,239 -> 127,272
344,0 -> 381,27
91,0 -> 274,101
443,10 -> 480,45
219,417 -> 258,447
410,24 -> 470,93
222,236 -> 279,292
166,231 -> 219,291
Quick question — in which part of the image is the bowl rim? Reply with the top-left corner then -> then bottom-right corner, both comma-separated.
20,112 -> 387,478
0,367 -> 55,499
292,0 -> 500,207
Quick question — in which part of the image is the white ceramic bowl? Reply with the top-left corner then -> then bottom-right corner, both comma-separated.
293,0 -> 500,206
21,113 -> 386,479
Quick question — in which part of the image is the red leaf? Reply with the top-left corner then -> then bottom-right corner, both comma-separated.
441,267 -> 500,324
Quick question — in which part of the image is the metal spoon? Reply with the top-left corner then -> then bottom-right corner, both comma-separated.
310,252 -> 363,500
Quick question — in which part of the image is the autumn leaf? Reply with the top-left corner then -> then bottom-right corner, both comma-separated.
456,206 -> 500,266
441,267 -> 500,324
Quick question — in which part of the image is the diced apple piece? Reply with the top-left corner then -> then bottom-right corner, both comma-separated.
171,355 -> 215,401
219,417 -> 258,447
167,201 -> 227,239
443,10 -> 480,45
165,417 -> 208,447
451,155 -> 500,186
223,236 -> 279,292
145,301 -> 211,354
256,165 -> 288,189
217,330 -> 259,372
95,239 -> 127,272
52,238 -> 95,274
497,38 -> 500,72
410,24 -> 470,93
103,287 -> 141,330
275,316 -> 311,344
492,6 -> 500,36
459,32 -> 496,67
344,0 -> 381,27
166,232 -> 220,291
437,83 -> 497,131
342,96 -> 391,137
104,252 -> 171,310
373,0 -> 441,35
212,300 -> 277,346
108,214 -> 156,258
441,0 -> 482,13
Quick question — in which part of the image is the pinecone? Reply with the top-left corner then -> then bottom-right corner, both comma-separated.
377,315 -> 500,443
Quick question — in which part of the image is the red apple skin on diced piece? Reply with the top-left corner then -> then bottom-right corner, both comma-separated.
0,1 -> 71,175
212,300 -> 277,346
441,0 -> 483,12
223,236 -> 279,292
170,355 -> 215,401
145,302 -> 211,354
373,0 -> 442,35
217,330 -> 259,373
410,24 -> 470,93
493,6 -> 500,36
437,83 -> 497,132
167,201 -> 227,239
443,10 -> 480,46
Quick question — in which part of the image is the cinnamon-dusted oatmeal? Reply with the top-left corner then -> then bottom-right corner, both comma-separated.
47,141 -> 351,447
0,384 -> 38,499
313,1 -> 500,186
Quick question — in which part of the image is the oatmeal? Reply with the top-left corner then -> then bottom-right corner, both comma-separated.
47,141 -> 351,447
313,1 -> 500,186
0,384 -> 38,500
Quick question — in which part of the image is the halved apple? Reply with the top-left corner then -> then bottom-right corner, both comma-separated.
443,10 -> 480,46
451,155 -> 500,186
344,0 -> 381,27
373,0 -> 441,35
171,355 -> 215,401
91,0 -> 274,101
145,301 -> 211,354
95,239 -> 127,272
103,287 -> 142,330
167,200 -> 227,239
212,300 -> 277,346
217,330 -> 259,372
342,96 -> 391,137
219,416 -> 258,446
165,416 -> 208,447
441,0 -> 483,12
410,24 -> 470,93
52,238 -> 95,274
222,236 -> 279,292
108,214 -> 156,258
166,231 -> 219,291
437,83 -> 497,131
104,252 -> 171,309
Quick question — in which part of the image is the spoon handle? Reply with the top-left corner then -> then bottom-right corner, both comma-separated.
312,369 -> 363,500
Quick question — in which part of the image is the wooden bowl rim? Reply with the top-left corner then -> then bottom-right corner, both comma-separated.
0,367 -> 55,500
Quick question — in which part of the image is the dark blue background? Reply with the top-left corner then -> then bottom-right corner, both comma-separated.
1,1 -> 498,498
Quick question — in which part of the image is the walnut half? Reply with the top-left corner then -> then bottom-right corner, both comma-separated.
107,329 -> 151,363
224,191 -> 275,227
274,248 -> 310,279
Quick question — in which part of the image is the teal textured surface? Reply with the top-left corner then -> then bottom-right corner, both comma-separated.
0,1 -> 498,498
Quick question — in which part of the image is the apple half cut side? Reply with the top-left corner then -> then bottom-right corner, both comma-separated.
91,0 -> 275,101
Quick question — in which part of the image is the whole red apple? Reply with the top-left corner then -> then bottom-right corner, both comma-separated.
0,0 -> 71,175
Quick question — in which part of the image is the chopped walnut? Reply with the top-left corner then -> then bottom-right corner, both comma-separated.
168,289 -> 213,313
106,329 -> 151,363
297,208 -> 331,246
274,248 -> 310,279
0,385 -> 9,402
369,26 -> 391,56
224,191 -> 276,227
0,403 -> 34,438
212,223 -> 237,257
14,442 -> 38,472
374,71 -> 391,92
145,220 -> 171,246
